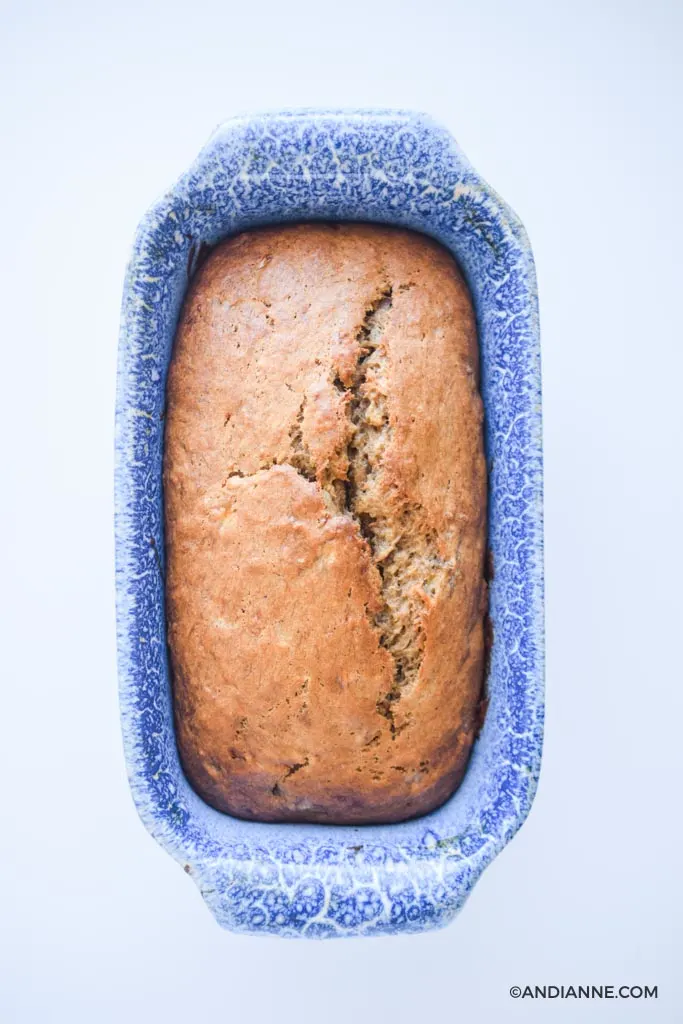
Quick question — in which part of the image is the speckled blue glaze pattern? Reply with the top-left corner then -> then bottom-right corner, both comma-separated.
115,110 -> 544,938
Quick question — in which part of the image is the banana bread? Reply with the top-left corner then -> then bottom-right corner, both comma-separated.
164,222 -> 487,824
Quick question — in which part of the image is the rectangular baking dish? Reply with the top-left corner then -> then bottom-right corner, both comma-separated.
115,109 -> 544,938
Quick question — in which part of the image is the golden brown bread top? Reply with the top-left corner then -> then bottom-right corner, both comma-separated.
164,223 -> 487,823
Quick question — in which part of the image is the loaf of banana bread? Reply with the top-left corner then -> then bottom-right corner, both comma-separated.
164,222 -> 487,823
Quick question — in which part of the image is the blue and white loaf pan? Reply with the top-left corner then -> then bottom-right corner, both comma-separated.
115,109 -> 544,938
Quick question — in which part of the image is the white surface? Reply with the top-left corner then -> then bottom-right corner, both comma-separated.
1,0 -> 682,1021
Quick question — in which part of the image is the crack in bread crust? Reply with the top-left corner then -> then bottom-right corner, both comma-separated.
288,397 -> 317,482
289,287 -> 453,738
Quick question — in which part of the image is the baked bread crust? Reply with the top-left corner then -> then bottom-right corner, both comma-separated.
164,223 -> 487,824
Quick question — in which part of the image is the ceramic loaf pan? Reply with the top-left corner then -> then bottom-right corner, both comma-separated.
115,109 -> 544,938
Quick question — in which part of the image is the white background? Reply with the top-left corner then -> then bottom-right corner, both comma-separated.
2,0 -> 682,1020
